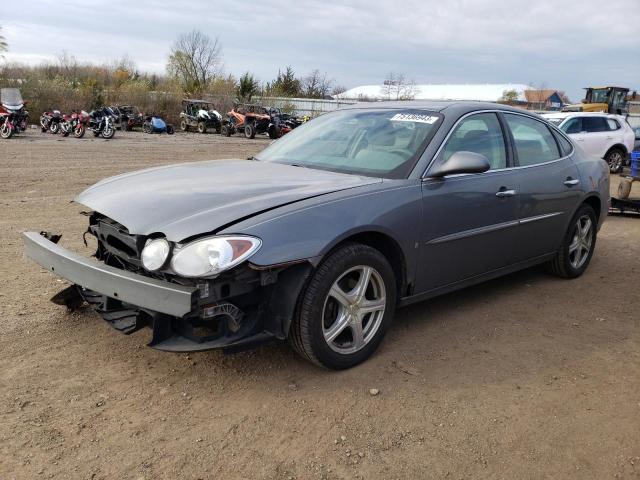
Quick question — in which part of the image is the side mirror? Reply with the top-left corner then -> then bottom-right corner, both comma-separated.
427,151 -> 491,178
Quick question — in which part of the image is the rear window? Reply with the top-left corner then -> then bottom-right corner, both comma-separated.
504,114 -> 560,166
582,117 -> 608,133
606,118 -> 620,131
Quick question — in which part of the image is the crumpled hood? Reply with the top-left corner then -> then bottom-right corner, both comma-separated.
76,159 -> 380,241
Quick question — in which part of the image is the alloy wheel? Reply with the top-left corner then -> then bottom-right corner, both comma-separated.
608,151 -> 624,173
322,265 -> 386,354
569,215 -> 593,269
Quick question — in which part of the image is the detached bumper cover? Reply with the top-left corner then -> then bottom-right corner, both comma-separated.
23,231 -> 196,317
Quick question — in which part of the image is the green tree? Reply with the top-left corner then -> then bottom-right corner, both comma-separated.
267,66 -> 300,97
236,72 -> 260,102
500,89 -> 519,103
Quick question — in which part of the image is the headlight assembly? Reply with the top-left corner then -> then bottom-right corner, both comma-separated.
170,236 -> 261,278
140,238 -> 171,272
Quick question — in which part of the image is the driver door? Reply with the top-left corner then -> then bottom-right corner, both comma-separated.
416,112 -> 520,293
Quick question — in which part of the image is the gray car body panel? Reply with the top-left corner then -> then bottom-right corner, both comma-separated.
72,101 -> 608,302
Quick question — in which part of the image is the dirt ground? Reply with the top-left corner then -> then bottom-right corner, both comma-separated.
1,130 -> 639,480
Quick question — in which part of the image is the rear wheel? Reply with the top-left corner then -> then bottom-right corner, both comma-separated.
74,124 -> 85,139
606,148 -> 625,174
166,125 -> 175,135
289,243 -> 396,369
197,121 -> 206,134
49,122 -> 59,134
221,125 -> 231,137
102,125 -> 115,139
547,204 -> 597,279
244,123 -> 256,139
143,122 -> 152,134
180,119 -> 188,132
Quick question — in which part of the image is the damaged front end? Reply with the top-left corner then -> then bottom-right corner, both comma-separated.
24,214 -> 312,353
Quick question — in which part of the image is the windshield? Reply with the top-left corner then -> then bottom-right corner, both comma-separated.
1,88 -> 24,106
257,109 -> 442,178
589,88 -> 609,103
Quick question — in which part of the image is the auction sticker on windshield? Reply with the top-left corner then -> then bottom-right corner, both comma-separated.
390,113 -> 439,124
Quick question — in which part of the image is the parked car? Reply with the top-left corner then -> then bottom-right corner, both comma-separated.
542,112 -> 635,173
24,102 -> 609,369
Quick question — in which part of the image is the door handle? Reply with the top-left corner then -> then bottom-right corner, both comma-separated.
495,189 -> 516,198
564,178 -> 580,186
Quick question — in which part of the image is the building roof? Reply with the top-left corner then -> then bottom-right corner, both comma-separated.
335,83 -> 533,102
524,89 -> 560,103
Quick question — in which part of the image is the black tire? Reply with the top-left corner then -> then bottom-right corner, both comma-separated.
166,125 -> 175,135
197,121 -> 206,134
221,125 -> 231,137
143,122 -> 152,134
618,178 -> 633,199
74,125 -> 85,139
244,123 -> 256,139
102,126 -> 115,139
0,123 -> 13,139
289,243 -> 397,369
268,125 -> 280,140
49,122 -> 60,134
546,204 -> 597,279
180,119 -> 188,132
605,148 -> 625,174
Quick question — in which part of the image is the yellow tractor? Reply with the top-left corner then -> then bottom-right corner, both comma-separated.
563,86 -> 636,114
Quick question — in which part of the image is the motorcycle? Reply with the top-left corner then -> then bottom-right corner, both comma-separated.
40,110 -> 63,134
0,88 -> 29,140
60,110 -> 89,138
88,107 -> 116,139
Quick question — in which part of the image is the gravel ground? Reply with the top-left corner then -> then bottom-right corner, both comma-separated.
1,130 -> 639,480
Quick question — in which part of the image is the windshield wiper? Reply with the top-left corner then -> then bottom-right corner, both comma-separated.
247,156 -> 260,161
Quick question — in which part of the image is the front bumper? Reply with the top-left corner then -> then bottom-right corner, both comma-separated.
24,231 -> 310,352
24,231 -> 196,317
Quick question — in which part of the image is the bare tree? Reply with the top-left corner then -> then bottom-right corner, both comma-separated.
380,72 -> 418,100
167,30 -> 223,93
0,26 -> 7,55
301,70 -> 334,98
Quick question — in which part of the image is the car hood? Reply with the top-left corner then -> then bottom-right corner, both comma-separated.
76,159 -> 381,241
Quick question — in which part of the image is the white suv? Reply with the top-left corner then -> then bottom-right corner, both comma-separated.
542,112 -> 635,173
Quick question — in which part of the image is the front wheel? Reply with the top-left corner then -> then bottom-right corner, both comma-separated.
546,204 -> 597,279
197,121 -> 206,134
244,123 -> 256,139
289,243 -> 396,369
142,122 -> 152,134
101,126 -> 115,139
221,125 -> 231,137
166,125 -> 175,135
180,119 -> 188,132
49,122 -> 60,134
606,148 -> 625,174
74,124 -> 85,139
0,123 -> 13,139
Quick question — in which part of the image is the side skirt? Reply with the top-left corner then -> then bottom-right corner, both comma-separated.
398,253 -> 556,308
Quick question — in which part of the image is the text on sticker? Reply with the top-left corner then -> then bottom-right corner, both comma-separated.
390,114 -> 439,124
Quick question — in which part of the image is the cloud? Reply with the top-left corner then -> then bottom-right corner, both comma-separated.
1,0 -> 638,100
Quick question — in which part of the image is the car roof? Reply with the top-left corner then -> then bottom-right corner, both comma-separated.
541,112 -> 618,119
340,100 -> 537,116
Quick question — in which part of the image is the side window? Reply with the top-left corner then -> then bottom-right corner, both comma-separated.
440,113 -> 506,170
562,117 -> 582,134
553,131 -> 573,156
606,118 -> 620,131
504,114 -> 560,166
582,117 -> 608,133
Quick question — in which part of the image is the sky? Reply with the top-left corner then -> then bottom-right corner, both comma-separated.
1,0 -> 639,101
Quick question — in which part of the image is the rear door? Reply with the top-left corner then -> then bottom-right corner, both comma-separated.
417,112 -> 520,293
581,116 -> 613,158
503,113 -> 582,261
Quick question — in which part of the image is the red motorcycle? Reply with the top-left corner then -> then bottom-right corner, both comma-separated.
60,110 -> 89,138
0,88 -> 29,139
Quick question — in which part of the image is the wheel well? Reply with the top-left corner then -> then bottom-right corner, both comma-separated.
332,232 -> 408,297
583,196 -> 602,222
606,143 -> 628,156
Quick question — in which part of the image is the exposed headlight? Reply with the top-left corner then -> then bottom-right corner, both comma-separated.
141,238 -> 171,272
170,236 -> 261,278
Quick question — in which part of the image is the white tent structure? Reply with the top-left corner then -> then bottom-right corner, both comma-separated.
335,84 -> 532,102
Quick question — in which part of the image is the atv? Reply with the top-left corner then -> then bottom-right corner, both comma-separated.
265,107 -> 303,139
179,100 -> 222,133
111,105 -> 144,131
221,104 -> 271,139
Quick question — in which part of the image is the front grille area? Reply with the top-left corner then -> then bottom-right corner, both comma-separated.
88,213 -> 146,271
